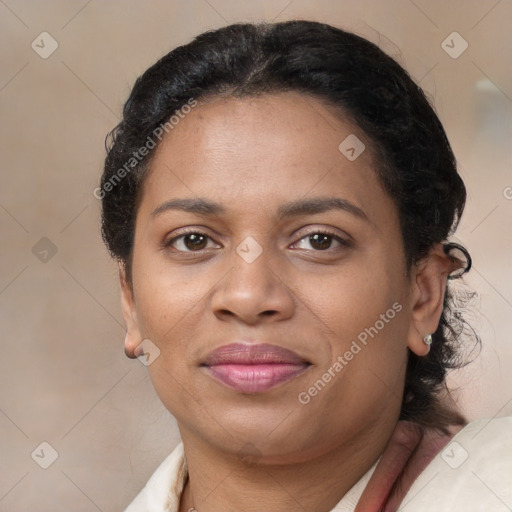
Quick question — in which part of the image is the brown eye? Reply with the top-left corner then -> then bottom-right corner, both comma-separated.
309,233 -> 333,250
183,233 -> 207,250
167,232 -> 220,252
292,231 -> 347,251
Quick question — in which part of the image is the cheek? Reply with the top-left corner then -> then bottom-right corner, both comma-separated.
294,257 -> 402,343
130,265 -> 215,401
132,250 -> 213,337
131,261 -> 209,413
299,275 -> 408,426
294,255 -> 409,393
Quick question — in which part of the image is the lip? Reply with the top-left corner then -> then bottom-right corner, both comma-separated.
201,343 -> 310,393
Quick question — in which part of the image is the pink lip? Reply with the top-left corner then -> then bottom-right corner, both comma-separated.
201,343 -> 310,393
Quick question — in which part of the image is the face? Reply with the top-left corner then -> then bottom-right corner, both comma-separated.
121,92 -> 443,464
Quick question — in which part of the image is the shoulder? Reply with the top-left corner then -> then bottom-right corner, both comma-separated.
400,416 -> 512,512
124,443 -> 186,512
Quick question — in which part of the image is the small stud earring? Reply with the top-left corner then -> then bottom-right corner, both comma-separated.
423,334 -> 433,346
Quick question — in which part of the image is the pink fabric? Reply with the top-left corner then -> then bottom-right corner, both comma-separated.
354,420 -> 464,512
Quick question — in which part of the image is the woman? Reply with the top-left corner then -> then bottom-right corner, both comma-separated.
99,20 -> 511,512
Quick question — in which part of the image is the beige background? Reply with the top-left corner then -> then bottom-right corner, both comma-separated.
1,1 -> 511,510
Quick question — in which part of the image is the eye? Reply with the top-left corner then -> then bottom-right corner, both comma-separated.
165,231 -> 221,252
291,230 -> 349,251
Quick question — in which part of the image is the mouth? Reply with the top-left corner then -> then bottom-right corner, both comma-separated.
201,343 -> 311,393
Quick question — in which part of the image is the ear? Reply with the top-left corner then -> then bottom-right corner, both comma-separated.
119,263 -> 143,359
407,243 -> 452,356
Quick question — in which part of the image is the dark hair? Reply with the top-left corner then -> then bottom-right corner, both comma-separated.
101,20 -> 478,432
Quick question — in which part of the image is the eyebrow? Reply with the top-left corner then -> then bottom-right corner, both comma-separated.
151,196 -> 369,223
152,198 -> 224,217
276,197 -> 368,223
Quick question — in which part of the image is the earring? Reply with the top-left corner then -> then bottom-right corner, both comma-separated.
423,334 -> 433,346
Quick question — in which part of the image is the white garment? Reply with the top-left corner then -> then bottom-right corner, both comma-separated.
124,416 -> 512,512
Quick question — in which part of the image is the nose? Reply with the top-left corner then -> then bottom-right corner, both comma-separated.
210,248 -> 295,325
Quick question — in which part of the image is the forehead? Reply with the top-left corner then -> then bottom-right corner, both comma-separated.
138,92 -> 395,225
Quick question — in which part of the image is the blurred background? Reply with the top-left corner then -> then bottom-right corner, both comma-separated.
1,1 -> 511,510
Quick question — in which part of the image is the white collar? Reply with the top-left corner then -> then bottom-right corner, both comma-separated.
124,417 -> 512,511
124,442 -> 379,511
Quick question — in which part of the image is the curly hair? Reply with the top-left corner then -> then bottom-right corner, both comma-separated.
100,20 -> 479,433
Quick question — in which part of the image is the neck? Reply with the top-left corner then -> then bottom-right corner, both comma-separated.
178,416 -> 397,512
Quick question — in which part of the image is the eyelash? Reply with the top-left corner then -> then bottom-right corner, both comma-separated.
163,228 -> 350,253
